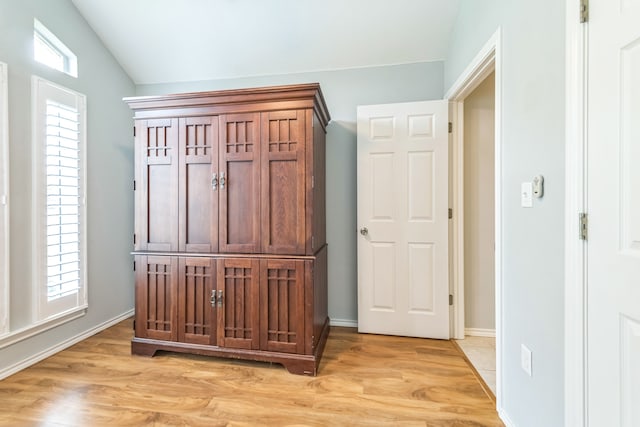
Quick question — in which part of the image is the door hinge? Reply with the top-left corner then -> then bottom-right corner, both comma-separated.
133,261 -> 136,271
580,0 -> 588,23
448,208 -> 453,219
133,126 -> 136,137
133,234 -> 137,245
449,294 -> 453,306
448,122 -> 453,133
579,213 -> 588,241
133,180 -> 136,191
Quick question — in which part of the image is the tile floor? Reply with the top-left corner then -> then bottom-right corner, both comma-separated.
455,336 -> 496,395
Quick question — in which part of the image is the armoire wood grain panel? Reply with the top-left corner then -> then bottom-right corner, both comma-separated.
135,119 -> 179,252
311,112 -> 327,252
260,259 -> 305,353
217,257 -> 260,350
135,255 -> 178,341
219,113 -> 261,254
311,245 -> 329,355
178,117 -> 219,253
261,110 -> 306,255
178,257 -> 216,345
126,84 -> 331,376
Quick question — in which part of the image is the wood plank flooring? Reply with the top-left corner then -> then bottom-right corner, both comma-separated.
0,319 -> 503,426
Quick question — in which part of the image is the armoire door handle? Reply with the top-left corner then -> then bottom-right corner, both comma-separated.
220,172 -> 226,189
211,173 -> 218,190
210,289 -> 216,307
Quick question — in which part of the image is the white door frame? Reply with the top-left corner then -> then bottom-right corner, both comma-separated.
444,28 -> 503,410
564,0 -> 588,425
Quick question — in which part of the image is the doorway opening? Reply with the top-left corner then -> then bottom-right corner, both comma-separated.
454,71 -> 496,395
445,28 -> 502,408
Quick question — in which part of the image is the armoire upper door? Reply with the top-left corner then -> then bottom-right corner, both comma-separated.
135,119 -> 179,252
178,117 -> 219,253
261,110 -> 307,255
219,113 -> 261,253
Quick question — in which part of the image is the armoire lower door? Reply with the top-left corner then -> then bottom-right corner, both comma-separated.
217,257 -> 260,350
259,258 -> 305,354
178,257 -> 217,345
135,255 -> 178,341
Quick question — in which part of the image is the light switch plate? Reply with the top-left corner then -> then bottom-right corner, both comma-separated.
521,182 -> 533,208
521,344 -> 532,376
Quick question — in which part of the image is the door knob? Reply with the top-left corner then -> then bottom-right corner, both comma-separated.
360,227 -> 368,236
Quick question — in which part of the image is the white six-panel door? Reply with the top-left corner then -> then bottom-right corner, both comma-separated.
357,100 -> 449,339
587,2 -> 640,425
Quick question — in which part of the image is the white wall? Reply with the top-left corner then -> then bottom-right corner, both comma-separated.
446,1 -> 565,426
136,62 -> 445,325
463,72 -> 495,331
0,0 -> 135,375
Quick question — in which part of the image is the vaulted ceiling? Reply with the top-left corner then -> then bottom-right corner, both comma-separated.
71,0 -> 460,85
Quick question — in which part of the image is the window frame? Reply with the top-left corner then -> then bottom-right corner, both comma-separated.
33,19 -> 78,78
0,62 -> 9,337
32,76 -> 87,322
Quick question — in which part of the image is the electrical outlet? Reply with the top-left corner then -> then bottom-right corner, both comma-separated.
521,344 -> 532,376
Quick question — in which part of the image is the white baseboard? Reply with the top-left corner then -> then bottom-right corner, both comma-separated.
465,328 -> 496,338
498,408 -> 516,427
0,309 -> 134,380
330,318 -> 358,328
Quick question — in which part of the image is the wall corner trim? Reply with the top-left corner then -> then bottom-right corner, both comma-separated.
445,28 -> 501,101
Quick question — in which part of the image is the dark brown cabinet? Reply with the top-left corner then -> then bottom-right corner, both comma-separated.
126,84 -> 330,375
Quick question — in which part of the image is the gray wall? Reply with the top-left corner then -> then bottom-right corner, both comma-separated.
137,62 -> 445,324
0,0 -> 135,373
446,1 -> 565,426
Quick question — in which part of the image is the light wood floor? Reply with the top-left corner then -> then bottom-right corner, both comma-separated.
0,319 -> 503,426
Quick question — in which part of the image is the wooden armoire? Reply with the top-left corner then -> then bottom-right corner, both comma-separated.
124,84 -> 330,375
